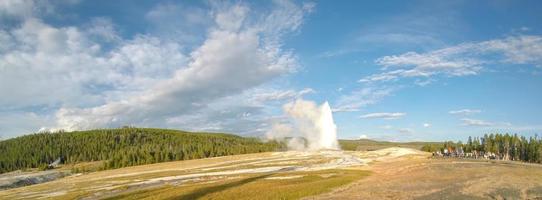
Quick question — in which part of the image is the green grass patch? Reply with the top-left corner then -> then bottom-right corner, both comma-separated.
339,139 -> 441,151
103,169 -> 370,200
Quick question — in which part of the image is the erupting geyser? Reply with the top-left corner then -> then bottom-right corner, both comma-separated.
313,101 -> 340,150
266,99 -> 340,151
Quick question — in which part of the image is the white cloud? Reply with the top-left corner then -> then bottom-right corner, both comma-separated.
414,79 -> 434,86
461,118 -> 493,127
459,118 -> 522,130
258,0 -> 313,46
251,88 -> 314,102
360,112 -> 406,120
449,109 -> 481,115
483,35 -> 542,64
0,1 -> 313,136
0,0 -> 39,19
0,111 -> 54,138
164,95 -> 270,135
85,17 -> 121,43
332,87 -> 394,112
423,123 -> 431,128
109,35 -> 186,80
357,33 -> 444,49
359,134 -> 368,139
164,86 -> 316,135
214,4 -> 249,32
0,0 -> 78,20
53,1 -> 310,131
360,35 -> 542,83
398,128 -> 413,134
1,19 -> 111,108
144,2 -> 211,45
380,125 -> 393,129
493,124 -> 542,133
0,18 -> 187,109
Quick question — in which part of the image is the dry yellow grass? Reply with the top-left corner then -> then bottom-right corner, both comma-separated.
103,170 -> 370,200
311,157 -> 542,200
0,150 -> 373,199
4,148 -> 538,200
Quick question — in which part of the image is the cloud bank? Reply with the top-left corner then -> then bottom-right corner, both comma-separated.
0,0 -> 314,137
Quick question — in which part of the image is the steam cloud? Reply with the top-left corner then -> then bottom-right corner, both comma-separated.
266,99 -> 340,151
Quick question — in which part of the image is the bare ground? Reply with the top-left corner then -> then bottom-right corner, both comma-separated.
308,156 -> 542,200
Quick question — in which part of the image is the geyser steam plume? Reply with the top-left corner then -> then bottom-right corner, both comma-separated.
266,99 -> 340,151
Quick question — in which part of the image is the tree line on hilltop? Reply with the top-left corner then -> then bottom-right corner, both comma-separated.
422,133 -> 542,163
0,128 -> 285,173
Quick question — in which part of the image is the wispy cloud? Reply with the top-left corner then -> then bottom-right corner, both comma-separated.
251,88 -> 314,102
461,118 -> 493,127
458,118 -> 540,133
380,125 -> 393,129
449,109 -> 481,115
398,128 -> 414,134
360,112 -> 406,120
144,2 -> 211,44
360,35 -> 542,83
332,86 -> 394,112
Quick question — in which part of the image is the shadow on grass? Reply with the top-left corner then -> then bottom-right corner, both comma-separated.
173,174 -> 273,200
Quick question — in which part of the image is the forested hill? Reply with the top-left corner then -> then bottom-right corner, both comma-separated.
0,128 -> 284,173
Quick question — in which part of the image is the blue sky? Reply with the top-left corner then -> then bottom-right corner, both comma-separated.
0,0 -> 541,141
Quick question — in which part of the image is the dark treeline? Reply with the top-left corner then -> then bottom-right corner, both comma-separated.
0,128 -> 285,173
422,133 -> 542,163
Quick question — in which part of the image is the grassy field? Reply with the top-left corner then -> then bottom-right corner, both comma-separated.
104,169 -> 370,200
3,147 -> 541,199
339,139 -> 441,151
0,149 -> 382,200
313,157 -> 542,199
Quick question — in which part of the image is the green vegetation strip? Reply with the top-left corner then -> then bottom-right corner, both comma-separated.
339,139 -> 441,151
103,169 -> 370,200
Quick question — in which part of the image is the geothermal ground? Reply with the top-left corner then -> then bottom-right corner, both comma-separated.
1,147 -> 542,200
